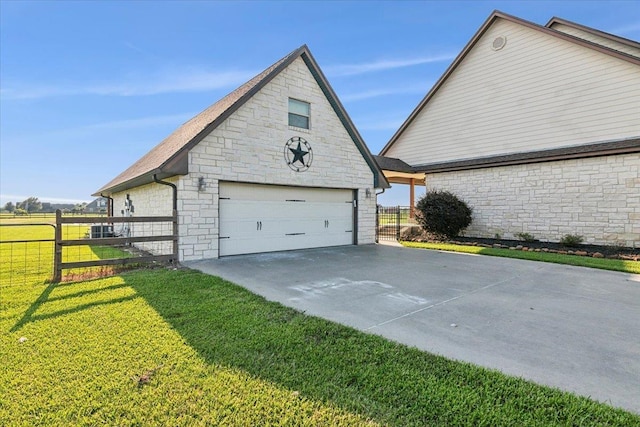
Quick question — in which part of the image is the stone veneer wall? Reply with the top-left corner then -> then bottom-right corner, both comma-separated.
111,178 -> 176,256
181,57 -> 376,261
424,153 -> 639,247
113,56 -> 378,261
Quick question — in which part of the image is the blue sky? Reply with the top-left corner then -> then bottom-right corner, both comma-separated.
1,1 -> 639,206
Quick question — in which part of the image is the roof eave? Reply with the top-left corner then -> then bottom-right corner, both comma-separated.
413,138 -> 640,174
546,16 -> 640,50
92,168 -> 182,197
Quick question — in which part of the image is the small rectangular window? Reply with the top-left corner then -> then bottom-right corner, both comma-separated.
288,98 -> 310,129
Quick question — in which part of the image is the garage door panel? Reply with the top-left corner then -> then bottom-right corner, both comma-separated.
219,183 -> 355,256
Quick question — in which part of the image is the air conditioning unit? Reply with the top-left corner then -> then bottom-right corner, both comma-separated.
90,225 -> 114,238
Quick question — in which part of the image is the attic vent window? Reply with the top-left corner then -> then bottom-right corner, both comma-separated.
288,98 -> 310,129
492,35 -> 507,51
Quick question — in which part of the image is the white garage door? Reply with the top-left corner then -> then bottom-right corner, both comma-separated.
219,182 -> 354,256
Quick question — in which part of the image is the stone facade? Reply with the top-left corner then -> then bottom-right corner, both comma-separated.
112,56 -> 378,261
424,153 -> 640,247
111,179 -> 176,256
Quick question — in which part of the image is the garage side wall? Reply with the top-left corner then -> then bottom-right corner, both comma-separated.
180,56 -> 376,260
425,153 -> 640,247
111,178 -> 177,255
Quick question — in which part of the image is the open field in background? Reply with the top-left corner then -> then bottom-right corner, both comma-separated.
2,269 -> 638,426
0,218 -> 131,285
0,212 -> 106,222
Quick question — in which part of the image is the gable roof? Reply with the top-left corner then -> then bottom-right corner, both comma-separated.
380,10 -> 640,157
85,197 -> 107,209
94,45 -> 388,196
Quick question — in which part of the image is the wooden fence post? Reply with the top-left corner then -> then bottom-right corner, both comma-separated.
53,209 -> 62,282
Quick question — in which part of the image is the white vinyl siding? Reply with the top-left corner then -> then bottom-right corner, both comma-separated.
549,23 -> 640,58
386,18 -> 640,165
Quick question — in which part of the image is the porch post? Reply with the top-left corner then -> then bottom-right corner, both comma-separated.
409,178 -> 415,218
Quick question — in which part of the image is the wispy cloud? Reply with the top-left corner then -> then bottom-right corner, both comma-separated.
1,67 -> 257,100
325,53 -> 455,77
341,82 -> 433,102
2,112 -> 194,146
73,113 -> 196,132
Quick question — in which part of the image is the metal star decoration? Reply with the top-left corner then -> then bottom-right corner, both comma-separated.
289,142 -> 308,166
284,137 -> 313,172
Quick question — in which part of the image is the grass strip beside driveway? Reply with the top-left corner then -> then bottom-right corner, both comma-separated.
401,241 -> 640,274
2,269 -> 638,426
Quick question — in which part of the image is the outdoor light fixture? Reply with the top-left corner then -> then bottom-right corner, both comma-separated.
198,177 -> 206,191
365,188 -> 372,198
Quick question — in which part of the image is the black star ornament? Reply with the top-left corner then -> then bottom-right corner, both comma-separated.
289,142 -> 308,166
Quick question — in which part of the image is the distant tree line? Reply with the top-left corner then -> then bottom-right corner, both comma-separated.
2,197 -> 88,215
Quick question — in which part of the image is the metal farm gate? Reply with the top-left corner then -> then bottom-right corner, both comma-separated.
376,206 -> 417,242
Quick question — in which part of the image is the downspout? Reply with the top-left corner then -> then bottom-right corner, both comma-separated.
153,174 -> 179,264
100,193 -> 114,217
153,174 -> 177,211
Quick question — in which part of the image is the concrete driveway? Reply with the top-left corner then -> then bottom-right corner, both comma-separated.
186,244 -> 640,413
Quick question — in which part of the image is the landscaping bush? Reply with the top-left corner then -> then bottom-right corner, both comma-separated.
560,234 -> 584,247
415,190 -> 472,239
516,232 -> 537,242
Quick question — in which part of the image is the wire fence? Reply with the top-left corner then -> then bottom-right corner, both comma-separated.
54,212 -> 177,282
0,211 -> 177,286
0,224 -> 56,286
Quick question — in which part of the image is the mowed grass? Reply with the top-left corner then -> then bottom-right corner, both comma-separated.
2,269 -> 638,426
401,241 -> 640,274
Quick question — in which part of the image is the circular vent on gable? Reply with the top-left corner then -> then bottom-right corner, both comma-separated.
492,35 -> 507,51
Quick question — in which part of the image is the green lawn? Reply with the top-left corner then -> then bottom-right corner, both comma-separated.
401,241 -> 640,274
2,269 -> 637,426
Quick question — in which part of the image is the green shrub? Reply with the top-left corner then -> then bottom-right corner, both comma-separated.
560,234 -> 584,247
515,232 -> 536,242
415,190 -> 472,239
